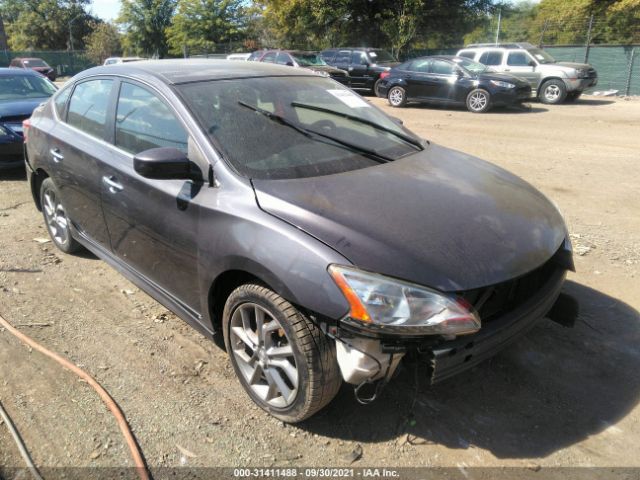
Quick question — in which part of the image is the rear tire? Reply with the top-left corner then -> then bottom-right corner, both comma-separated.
373,79 -> 383,97
40,178 -> 81,254
387,86 -> 407,107
222,283 -> 341,423
466,88 -> 491,113
539,79 -> 567,104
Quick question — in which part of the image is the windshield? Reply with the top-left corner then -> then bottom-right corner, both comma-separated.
23,59 -> 49,68
527,48 -> 556,64
178,76 -> 421,180
452,57 -> 487,74
291,53 -> 327,67
368,49 -> 396,63
0,74 -> 57,101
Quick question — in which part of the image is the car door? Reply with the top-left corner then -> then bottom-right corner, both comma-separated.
349,51 -> 369,88
45,77 -> 115,247
504,51 -> 539,89
429,59 -> 465,103
402,59 -> 433,98
333,50 -> 352,82
100,80 -> 202,311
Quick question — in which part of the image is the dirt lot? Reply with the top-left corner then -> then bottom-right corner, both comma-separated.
1,95 -> 639,475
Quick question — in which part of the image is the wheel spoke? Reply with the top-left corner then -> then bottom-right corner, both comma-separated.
264,367 -> 292,401
266,345 -> 293,359
239,307 -> 259,346
231,325 -> 255,349
254,306 -> 265,345
271,359 -> 298,388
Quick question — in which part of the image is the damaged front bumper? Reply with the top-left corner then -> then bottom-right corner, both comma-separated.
332,248 -> 575,387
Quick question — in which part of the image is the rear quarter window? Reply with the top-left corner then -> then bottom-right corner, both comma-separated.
67,79 -> 113,139
53,85 -> 72,118
478,51 -> 504,66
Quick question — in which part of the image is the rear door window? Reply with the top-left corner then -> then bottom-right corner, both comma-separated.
67,79 -> 113,139
335,50 -> 351,64
276,53 -> 293,65
351,51 -> 368,65
115,82 -> 188,155
478,51 -> 504,66
507,52 -> 532,66
430,60 -> 454,75
261,52 -> 277,63
408,59 -> 430,73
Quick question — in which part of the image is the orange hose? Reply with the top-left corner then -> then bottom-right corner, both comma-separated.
0,313 -> 150,480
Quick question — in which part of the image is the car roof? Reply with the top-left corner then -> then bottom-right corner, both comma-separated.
462,42 -> 536,50
322,47 -> 387,52
77,59 -> 318,85
13,57 -> 46,61
0,67 -> 42,77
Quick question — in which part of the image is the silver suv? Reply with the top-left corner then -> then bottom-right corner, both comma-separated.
457,43 -> 597,104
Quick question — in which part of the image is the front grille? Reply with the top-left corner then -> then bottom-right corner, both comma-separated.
460,256 -> 559,323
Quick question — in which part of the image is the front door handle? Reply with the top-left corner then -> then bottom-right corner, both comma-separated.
102,176 -> 123,194
50,148 -> 64,163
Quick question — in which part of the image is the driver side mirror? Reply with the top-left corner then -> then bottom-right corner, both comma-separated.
286,61 -> 294,67
134,147 -> 201,181
529,60 -> 537,67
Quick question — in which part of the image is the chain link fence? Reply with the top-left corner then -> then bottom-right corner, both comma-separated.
0,50 -> 93,77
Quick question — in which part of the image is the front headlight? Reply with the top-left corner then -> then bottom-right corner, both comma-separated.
490,80 -> 515,89
328,265 -> 481,336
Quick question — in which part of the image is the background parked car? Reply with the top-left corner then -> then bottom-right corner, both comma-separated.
254,49 -> 349,85
377,56 -> 531,113
457,43 -> 598,104
226,53 -> 251,61
0,68 -> 56,169
320,47 -> 399,95
103,57 -> 146,66
9,57 -> 57,81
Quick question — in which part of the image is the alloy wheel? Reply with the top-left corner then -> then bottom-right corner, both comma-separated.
389,88 -> 404,106
468,91 -> 488,112
544,84 -> 561,102
43,189 -> 69,246
229,302 -> 299,408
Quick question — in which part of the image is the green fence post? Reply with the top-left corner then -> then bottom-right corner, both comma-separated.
626,48 -> 636,97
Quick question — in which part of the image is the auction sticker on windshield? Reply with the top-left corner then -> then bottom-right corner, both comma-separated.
327,89 -> 370,108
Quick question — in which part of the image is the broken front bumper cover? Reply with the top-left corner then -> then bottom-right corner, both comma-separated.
428,267 -> 567,384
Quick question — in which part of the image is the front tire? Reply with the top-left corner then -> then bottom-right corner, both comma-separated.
539,79 -> 567,104
223,284 -> 341,423
40,178 -> 81,254
387,86 -> 407,107
466,88 -> 491,113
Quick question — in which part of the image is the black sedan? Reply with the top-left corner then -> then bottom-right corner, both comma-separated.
0,68 -> 57,170
377,56 -> 531,112
25,60 -> 574,422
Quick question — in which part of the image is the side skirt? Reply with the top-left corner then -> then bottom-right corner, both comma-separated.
71,225 -> 215,341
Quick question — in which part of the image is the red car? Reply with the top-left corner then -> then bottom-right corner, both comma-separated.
9,57 -> 57,81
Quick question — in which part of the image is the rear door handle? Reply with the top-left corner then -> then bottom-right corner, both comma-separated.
50,148 -> 64,163
102,176 -> 123,194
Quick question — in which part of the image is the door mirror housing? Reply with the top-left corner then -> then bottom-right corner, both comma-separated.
528,60 -> 537,68
134,147 -> 201,181
286,61 -> 294,67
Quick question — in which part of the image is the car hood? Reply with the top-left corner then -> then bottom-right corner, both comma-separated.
0,98 -> 49,120
546,62 -> 592,72
252,144 -> 566,292
478,72 -> 530,86
304,65 -> 347,75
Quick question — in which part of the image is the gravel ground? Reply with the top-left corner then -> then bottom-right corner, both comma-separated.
1,95 -> 639,475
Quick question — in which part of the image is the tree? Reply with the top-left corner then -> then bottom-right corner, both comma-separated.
167,0 -> 247,55
84,22 -> 122,64
381,0 -> 424,58
1,0 -> 99,50
118,0 -> 176,58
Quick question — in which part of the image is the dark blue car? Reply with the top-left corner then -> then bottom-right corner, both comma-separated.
0,68 -> 57,170
376,56 -> 531,113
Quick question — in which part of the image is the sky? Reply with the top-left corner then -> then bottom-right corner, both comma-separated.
89,0 -> 539,22
90,0 -> 121,22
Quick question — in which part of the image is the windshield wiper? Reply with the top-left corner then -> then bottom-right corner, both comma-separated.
291,102 -> 425,151
238,101 -> 392,163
